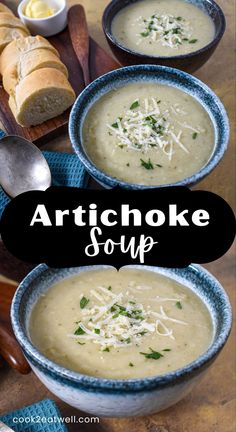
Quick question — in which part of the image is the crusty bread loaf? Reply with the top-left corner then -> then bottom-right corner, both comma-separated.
9,68 -> 76,127
0,28 -> 29,54
3,48 -> 69,94
0,13 -> 29,32
0,4 -> 14,16
0,35 -> 59,75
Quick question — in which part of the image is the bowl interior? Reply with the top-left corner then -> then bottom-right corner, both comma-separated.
69,65 -> 229,189
11,264 -> 232,390
103,0 -> 226,58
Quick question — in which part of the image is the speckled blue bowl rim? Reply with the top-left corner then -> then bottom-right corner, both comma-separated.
11,264 -> 232,393
69,65 -> 230,190
102,0 -> 226,60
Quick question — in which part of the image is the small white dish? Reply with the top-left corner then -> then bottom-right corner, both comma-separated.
18,0 -> 67,37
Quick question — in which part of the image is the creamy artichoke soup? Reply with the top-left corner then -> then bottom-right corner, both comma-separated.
112,0 -> 215,57
83,83 -> 214,185
29,268 -> 213,379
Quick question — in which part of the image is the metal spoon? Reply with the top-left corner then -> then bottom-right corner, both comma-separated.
0,421 -> 15,432
0,135 -> 51,198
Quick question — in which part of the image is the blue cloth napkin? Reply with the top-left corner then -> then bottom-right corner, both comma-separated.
0,129 -> 88,218
0,399 -> 68,432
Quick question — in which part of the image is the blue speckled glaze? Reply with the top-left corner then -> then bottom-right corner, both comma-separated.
69,65 -> 229,189
11,264 -> 232,395
102,0 -> 226,61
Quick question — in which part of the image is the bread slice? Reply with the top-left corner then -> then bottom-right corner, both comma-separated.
9,68 -> 76,127
0,28 -> 29,54
3,48 -> 69,94
0,35 -> 59,75
0,4 -> 14,16
0,13 -> 29,32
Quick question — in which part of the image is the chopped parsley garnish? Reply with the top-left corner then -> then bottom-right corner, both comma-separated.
94,328 -> 100,334
192,132 -> 198,139
126,163 -> 130,167
176,301 -> 183,310
78,341 -> 85,345
74,326 -> 85,336
189,39 -> 198,44
141,31 -> 150,37
177,16 -> 182,21
163,348 -> 171,352
80,296 -> 89,309
108,286 -> 112,291
103,347 -> 110,352
130,100 -> 140,110
111,122 -> 119,128
140,158 -> 154,170
129,362 -> 134,367
156,163 -> 163,168
138,331 -> 147,336
140,348 -> 164,360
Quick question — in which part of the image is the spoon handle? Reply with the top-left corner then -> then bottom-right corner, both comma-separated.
0,323 -> 31,374
68,5 -> 90,87
0,421 -> 15,432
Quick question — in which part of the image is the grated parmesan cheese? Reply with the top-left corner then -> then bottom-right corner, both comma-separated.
68,284 -> 188,350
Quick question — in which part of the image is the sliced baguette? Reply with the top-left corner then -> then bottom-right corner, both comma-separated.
0,4 -> 14,16
9,68 -> 76,127
0,13 -> 29,32
0,35 -> 59,75
0,28 -> 29,54
3,48 -> 69,94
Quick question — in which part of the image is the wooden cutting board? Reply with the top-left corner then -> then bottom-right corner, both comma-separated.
0,1 -> 120,145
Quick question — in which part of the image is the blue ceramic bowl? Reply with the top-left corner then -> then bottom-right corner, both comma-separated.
69,65 -> 229,189
11,264 -> 232,417
102,0 -> 226,73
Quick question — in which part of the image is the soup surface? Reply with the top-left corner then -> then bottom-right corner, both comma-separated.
112,0 -> 215,57
83,83 -> 214,185
29,268 -> 213,379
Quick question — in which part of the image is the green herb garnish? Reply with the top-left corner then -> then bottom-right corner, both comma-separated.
78,341 -> 86,345
108,286 -> 112,291
80,296 -> 89,309
129,362 -> 134,367
140,348 -> 164,360
176,16 -> 182,21
140,31 -> 150,37
189,39 -> 198,44
163,348 -> 171,352
74,326 -> 85,336
111,122 -> 119,128
192,132 -> 198,139
176,301 -> 183,310
140,158 -> 154,170
130,100 -> 140,110
103,347 -> 110,352
156,163 -> 163,168
94,328 -> 100,334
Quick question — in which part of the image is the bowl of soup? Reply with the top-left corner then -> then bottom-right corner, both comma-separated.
102,0 -> 226,73
11,264 -> 232,417
69,65 -> 229,189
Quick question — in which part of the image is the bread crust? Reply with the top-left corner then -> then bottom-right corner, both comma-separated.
9,68 -> 76,127
0,4 -> 15,16
0,35 -> 59,75
0,13 -> 29,32
3,48 -> 69,93
0,28 -> 29,54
